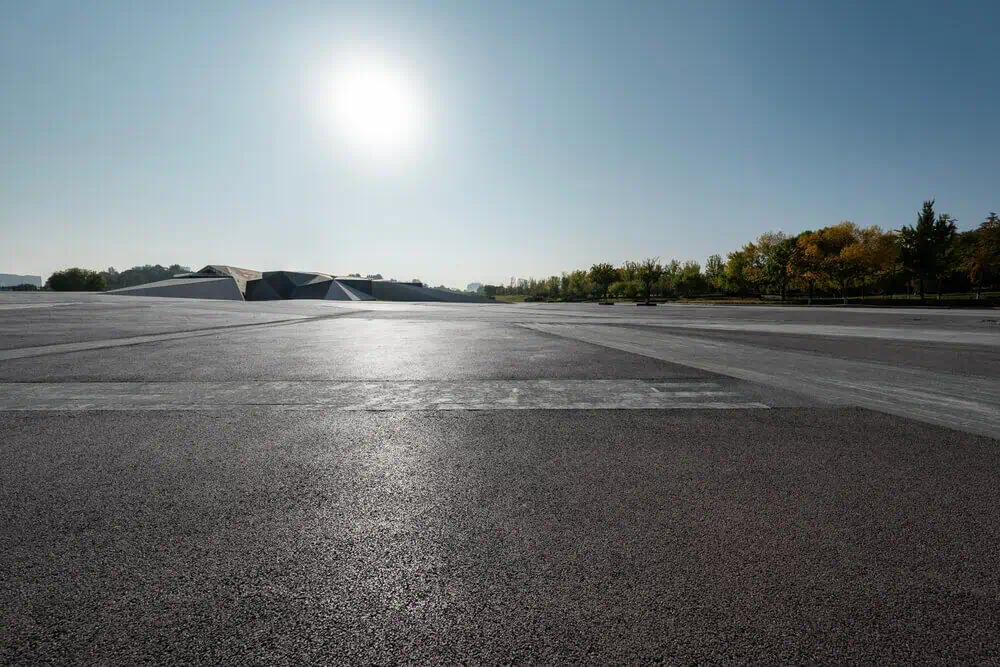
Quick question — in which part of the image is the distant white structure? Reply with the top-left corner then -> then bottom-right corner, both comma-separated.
0,273 -> 42,288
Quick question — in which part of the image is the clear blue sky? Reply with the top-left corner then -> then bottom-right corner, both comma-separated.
2,0 -> 997,287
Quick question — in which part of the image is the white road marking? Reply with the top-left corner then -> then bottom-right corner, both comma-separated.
0,380 -> 770,411
0,302 -> 90,310
631,320 -> 1000,347
0,317 -> 313,361
522,323 -> 1000,439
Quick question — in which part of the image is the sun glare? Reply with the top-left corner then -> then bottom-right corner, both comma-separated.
322,50 -> 429,162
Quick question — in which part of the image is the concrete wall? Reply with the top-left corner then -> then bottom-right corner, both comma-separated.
245,272 -> 352,301
335,278 -> 373,297
332,281 -> 375,301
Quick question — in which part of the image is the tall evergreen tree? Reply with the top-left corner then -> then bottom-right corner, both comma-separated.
899,200 -> 938,300
932,213 -> 958,298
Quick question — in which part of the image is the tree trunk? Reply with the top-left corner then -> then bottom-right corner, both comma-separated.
918,276 -> 925,301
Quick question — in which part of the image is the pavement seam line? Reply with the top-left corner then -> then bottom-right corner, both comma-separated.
0,311 -> 358,361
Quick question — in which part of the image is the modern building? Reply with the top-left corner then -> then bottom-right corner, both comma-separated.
107,266 -> 490,303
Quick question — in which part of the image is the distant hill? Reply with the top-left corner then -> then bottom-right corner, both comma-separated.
0,273 -> 42,287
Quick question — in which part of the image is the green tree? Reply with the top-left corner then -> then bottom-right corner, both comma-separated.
546,275 -> 562,299
608,279 -> 641,299
102,266 -> 120,287
620,261 -> 641,283
899,200 -> 942,300
566,269 -> 592,300
638,257 -> 663,304
704,254 -> 725,292
932,213 -> 958,299
589,262 -> 617,301
963,212 -> 1000,298
674,261 -> 706,297
723,248 -> 752,294
46,268 -> 106,292
658,260 -> 681,297
740,242 -> 766,294
757,232 -> 795,301
100,264 -> 190,291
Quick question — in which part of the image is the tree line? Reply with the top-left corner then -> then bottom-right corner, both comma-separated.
483,201 -> 1000,303
101,265 -> 191,290
44,264 -> 191,292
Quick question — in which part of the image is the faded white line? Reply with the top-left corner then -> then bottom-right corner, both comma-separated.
0,380 -> 770,411
0,317 -> 313,361
522,323 -> 1000,439
0,302 -> 93,310
648,382 -> 721,390
591,319 -> 1000,346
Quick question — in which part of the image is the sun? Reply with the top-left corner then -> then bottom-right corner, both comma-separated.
323,51 -> 429,161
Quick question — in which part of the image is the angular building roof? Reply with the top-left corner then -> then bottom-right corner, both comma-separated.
108,267 -> 491,303
197,265 -> 261,294
108,277 -> 244,301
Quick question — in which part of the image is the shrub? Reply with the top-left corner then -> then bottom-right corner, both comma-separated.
45,268 -> 106,292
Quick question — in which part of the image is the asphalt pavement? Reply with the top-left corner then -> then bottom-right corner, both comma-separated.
1,293 -> 998,663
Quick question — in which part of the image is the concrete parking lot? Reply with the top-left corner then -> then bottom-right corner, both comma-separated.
2,294 -> 998,662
